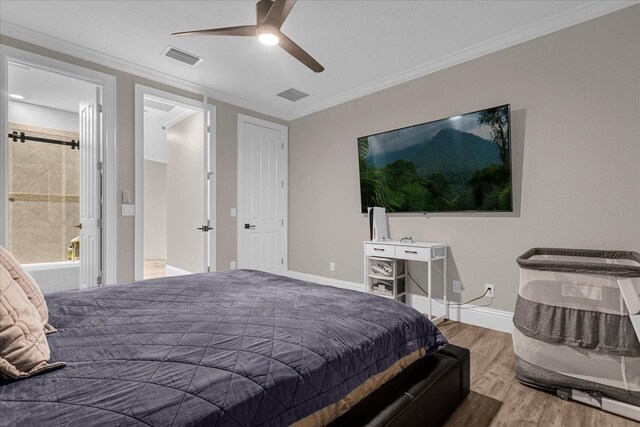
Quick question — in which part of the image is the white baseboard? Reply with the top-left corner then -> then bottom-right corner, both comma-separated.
407,294 -> 514,333
285,270 -> 513,334
165,265 -> 192,277
284,271 -> 366,293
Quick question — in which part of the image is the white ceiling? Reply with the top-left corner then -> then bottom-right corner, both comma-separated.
8,63 -> 97,112
0,1 -> 634,120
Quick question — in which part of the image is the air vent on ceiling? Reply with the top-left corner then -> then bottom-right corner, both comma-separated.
162,46 -> 204,66
277,88 -> 309,102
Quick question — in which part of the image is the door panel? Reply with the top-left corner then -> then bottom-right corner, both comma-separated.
79,87 -> 102,288
240,119 -> 286,272
205,107 -> 216,272
165,111 -> 205,275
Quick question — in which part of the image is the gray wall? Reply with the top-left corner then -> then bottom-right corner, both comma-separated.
166,113 -> 204,272
0,35 -> 287,281
143,160 -> 167,260
288,7 -> 640,312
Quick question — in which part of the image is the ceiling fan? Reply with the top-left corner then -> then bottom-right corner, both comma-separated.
172,0 -> 324,73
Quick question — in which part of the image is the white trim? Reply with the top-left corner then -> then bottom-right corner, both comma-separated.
0,20 -> 288,120
161,108 -> 197,130
237,114 -> 288,272
0,44 -> 117,285
284,270 -> 514,333
134,84 -> 206,280
284,271 -> 365,293
407,294 -> 514,334
286,1 -> 638,120
1,1 -> 633,121
0,49 -> 8,247
165,264 -> 192,277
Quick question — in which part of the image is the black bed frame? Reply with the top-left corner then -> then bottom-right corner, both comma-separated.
329,344 -> 470,427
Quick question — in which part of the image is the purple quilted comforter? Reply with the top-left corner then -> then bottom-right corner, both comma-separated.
0,269 -> 447,426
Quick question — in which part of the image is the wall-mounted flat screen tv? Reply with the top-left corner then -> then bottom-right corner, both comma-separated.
358,104 -> 512,213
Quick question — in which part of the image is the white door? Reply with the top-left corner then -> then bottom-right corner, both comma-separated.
205,105 -> 216,272
237,115 -> 287,273
79,87 -> 102,287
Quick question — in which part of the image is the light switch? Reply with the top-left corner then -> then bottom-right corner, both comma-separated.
231,208 -> 237,217
122,204 -> 135,216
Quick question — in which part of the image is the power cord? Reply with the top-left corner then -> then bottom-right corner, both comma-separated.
449,288 -> 491,306
407,271 -> 493,307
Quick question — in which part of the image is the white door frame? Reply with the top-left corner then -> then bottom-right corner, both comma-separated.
133,84 -> 216,280
0,44 -> 117,285
237,114 -> 288,272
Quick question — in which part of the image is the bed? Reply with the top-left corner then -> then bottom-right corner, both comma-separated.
0,269 -> 469,426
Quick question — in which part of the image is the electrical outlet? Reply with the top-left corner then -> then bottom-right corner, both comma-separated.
230,261 -> 236,270
485,284 -> 495,298
329,262 -> 335,272
453,280 -> 461,293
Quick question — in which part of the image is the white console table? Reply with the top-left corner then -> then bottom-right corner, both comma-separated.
363,240 -> 448,324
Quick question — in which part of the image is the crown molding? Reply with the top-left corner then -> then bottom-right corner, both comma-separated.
161,108 -> 197,129
1,0 -> 636,122
285,0 -> 638,120
0,20 -> 289,120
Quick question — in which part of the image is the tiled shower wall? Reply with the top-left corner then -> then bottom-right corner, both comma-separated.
8,123 -> 80,264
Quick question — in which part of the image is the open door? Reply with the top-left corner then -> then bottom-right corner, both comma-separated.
79,87 -> 103,288
205,105 -> 216,272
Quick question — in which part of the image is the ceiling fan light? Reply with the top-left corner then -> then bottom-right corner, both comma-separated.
258,32 -> 279,46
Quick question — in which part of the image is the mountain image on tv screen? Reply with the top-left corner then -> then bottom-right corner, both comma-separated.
358,104 -> 512,213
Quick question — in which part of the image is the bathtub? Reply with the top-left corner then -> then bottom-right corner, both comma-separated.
24,260 -> 80,294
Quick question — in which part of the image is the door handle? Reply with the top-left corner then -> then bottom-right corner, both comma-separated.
244,224 -> 256,229
197,225 -> 212,232
74,224 -> 82,229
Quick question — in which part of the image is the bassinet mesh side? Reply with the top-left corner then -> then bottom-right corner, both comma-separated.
517,248 -> 640,278
514,248 -> 640,410
514,296 -> 640,356
518,268 -> 638,315
515,356 -> 640,407
512,328 -> 640,395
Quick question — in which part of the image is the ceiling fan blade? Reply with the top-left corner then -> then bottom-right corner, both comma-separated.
263,0 -> 297,28
278,32 -> 324,73
172,25 -> 257,37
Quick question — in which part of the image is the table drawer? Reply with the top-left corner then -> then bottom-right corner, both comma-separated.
395,246 -> 430,260
365,244 -> 395,257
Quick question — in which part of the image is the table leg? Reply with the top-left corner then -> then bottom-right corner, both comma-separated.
363,255 -> 368,293
444,256 -> 448,320
428,260 -> 432,320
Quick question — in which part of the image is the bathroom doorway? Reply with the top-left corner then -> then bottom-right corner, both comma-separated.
1,57 -> 104,293
135,86 -> 216,280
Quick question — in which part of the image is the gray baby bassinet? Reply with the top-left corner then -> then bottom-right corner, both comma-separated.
514,248 -> 640,421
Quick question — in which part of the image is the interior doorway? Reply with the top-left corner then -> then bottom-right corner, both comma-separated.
2,60 -> 101,293
134,86 -> 215,280
237,114 -> 288,273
